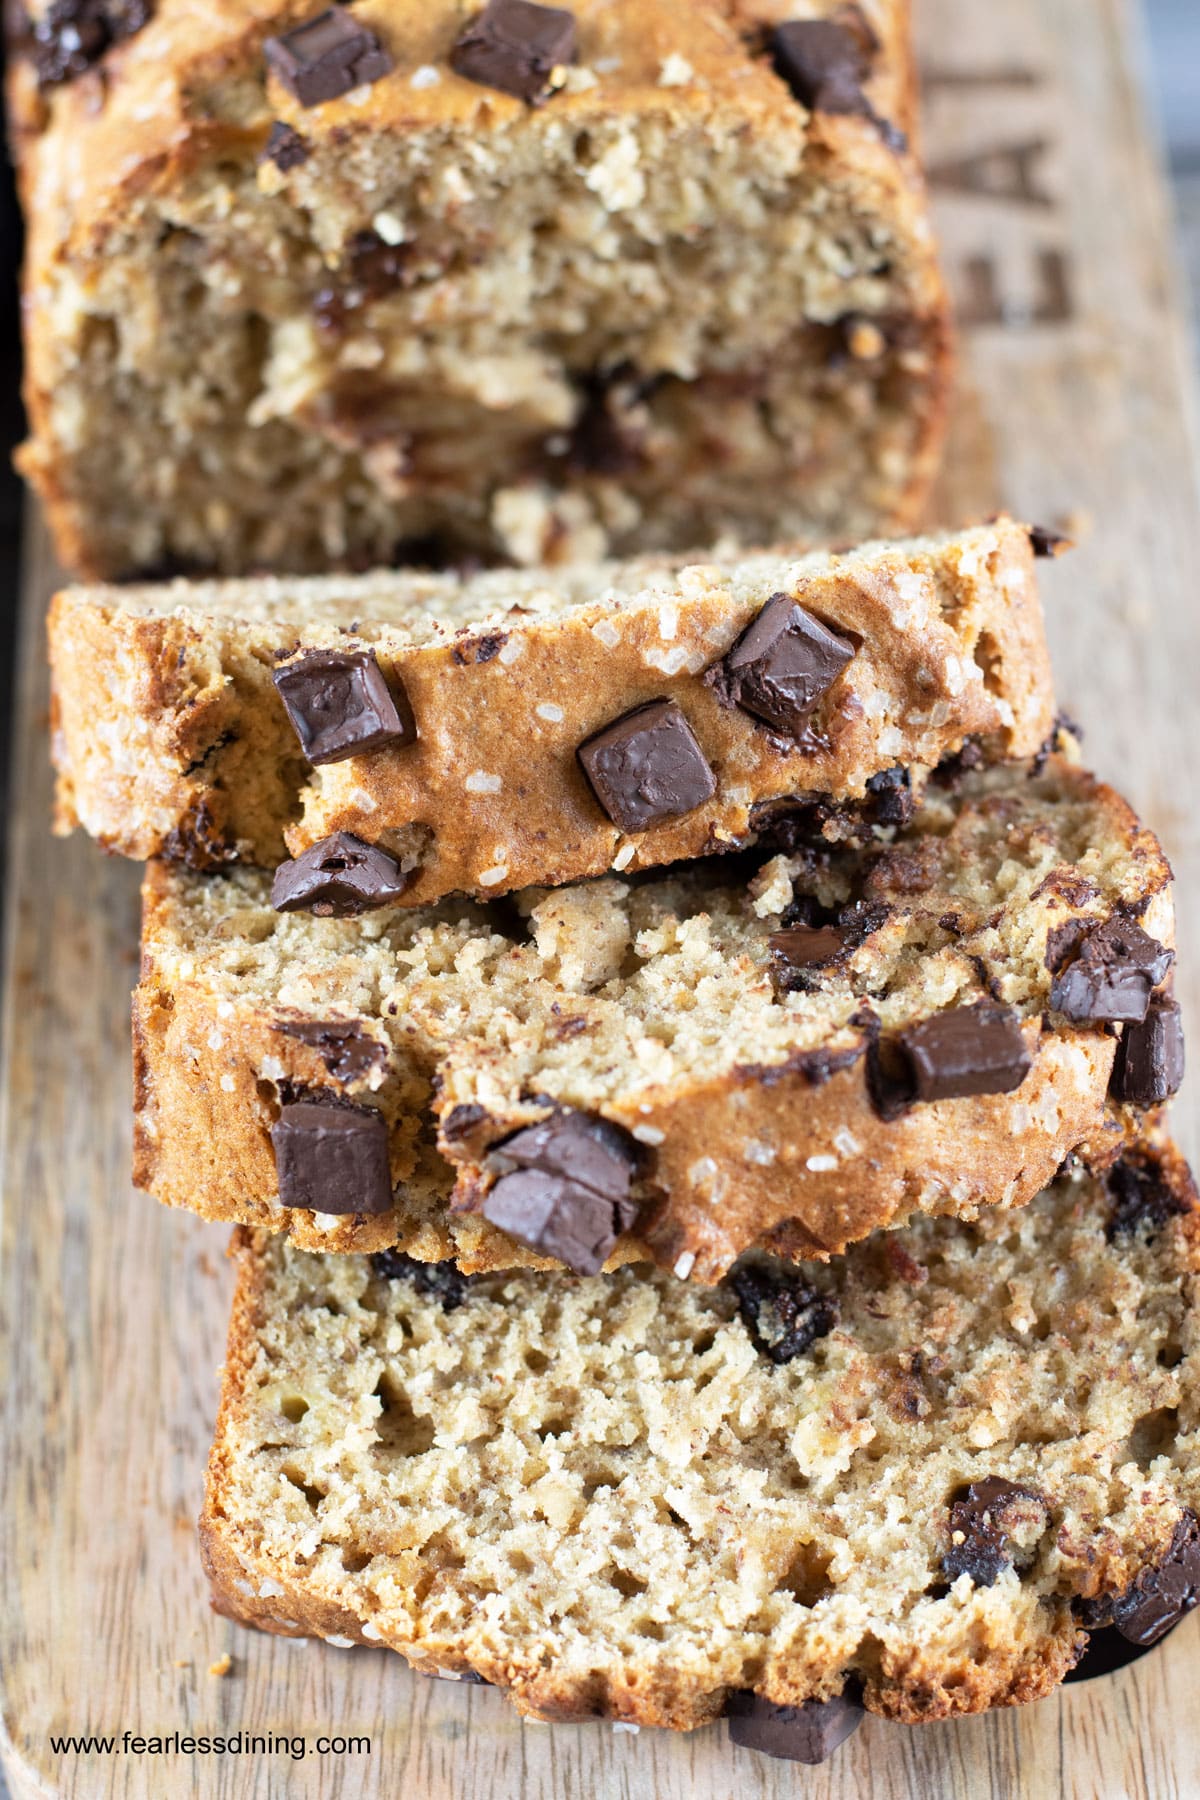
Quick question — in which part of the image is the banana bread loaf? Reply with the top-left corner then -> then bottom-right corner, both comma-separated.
133,751 -> 1183,1277
201,1144 -> 1200,1740
10,0 -> 949,579
50,519 -> 1053,897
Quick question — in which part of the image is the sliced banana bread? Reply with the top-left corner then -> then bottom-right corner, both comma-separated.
134,751 -> 1182,1277
201,1145 -> 1200,1742
49,520 -> 1052,897
12,0 -> 948,580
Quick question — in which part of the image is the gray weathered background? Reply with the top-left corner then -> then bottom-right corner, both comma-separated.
1148,0 -> 1200,324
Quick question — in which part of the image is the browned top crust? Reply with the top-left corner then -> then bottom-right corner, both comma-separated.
200,1143 -> 1200,1733
49,520 -> 1054,898
8,0 -> 921,263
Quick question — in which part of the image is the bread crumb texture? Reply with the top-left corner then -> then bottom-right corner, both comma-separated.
12,0 -> 948,578
202,1150 -> 1200,1729
135,753 -> 1174,1274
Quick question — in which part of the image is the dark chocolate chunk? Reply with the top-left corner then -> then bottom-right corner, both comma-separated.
451,630 -> 508,666
1110,1513 -> 1200,1646
276,1018 -> 388,1084
273,646 -> 415,765
1105,1152 -> 1191,1241
770,902 -> 888,993
271,832 -> 412,916
450,0 -> 577,104
344,228 -> 410,299
495,1111 -> 639,1201
1049,915 -> 1172,1024
865,763 -> 913,827
770,923 -> 853,970
712,594 -> 855,740
265,6 -> 392,108
369,1248 -> 468,1310
1110,997 -> 1186,1106
729,1264 -> 838,1365
481,1109 -> 640,1275
578,700 -> 716,834
271,1097 -> 391,1215
440,1102 -> 492,1146
896,1002 -> 1032,1102
262,121 -> 310,170
770,19 -> 870,115
725,1689 -> 863,1764
30,0 -> 152,88
1028,525 -> 1073,559
942,1477 -> 1041,1587
482,1170 -> 621,1275
560,369 -> 652,476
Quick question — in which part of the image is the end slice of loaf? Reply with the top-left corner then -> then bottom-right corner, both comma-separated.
13,0 -> 947,580
134,751 -> 1181,1277
201,1144 -> 1200,1737
49,520 -> 1053,901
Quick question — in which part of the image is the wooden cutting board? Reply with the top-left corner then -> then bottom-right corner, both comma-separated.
3,0 -> 1200,1793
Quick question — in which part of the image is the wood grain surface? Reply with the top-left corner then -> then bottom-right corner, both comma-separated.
3,0 -> 1200,1793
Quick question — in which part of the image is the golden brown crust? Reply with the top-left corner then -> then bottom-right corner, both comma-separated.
12,0 -> 951,579
199,1149 -> 1200,1730
50,521 -> 1053,895
133,756 -> 1177,1277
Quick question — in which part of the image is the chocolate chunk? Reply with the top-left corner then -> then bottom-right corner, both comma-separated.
495,1111 -> 639,1200
440,1102 -> 492,1145
1106,1152 -> 1191,1241
942,1477 -> 1040,1587
271,1098 -> 391,1215
480,1110 -> 639,1275
271,832 -> 412,916
451,0 -> 577,104
262,121 -> 310,170
770,923 -> 853,970
729,1264 -> 837,1365
1028,525 -> 1073,558
1049,916 -> 1172,1024
561,370 -> 651,477
865,763 -> 913,827
770,20 -> 871,115
30,0 -> 152,88
1111,1513 -> 1200,1646
713,594 -> 855,740
265,6 -> 392,108
369,1249 -> 468,1310
345,228 -> 410,298
770,902 -> 887,993
578,700 -> 716,834
1110,997 -> 1185,1106
725,1690 -> 863,1764
482,1171 -> 623,1274
451,630 -> 508,666
276,1019 -> 387,1084
896,1002 -> 1032,1103
273,647 -> 415,765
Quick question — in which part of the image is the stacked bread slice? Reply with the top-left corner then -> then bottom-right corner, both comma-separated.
47,516 -> 1196,1762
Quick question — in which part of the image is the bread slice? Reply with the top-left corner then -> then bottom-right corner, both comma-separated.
134,749 -> 1181,1277
201,1144 -> 1200,1739
49,520 -> 1053,899
11,0 -> 948,581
